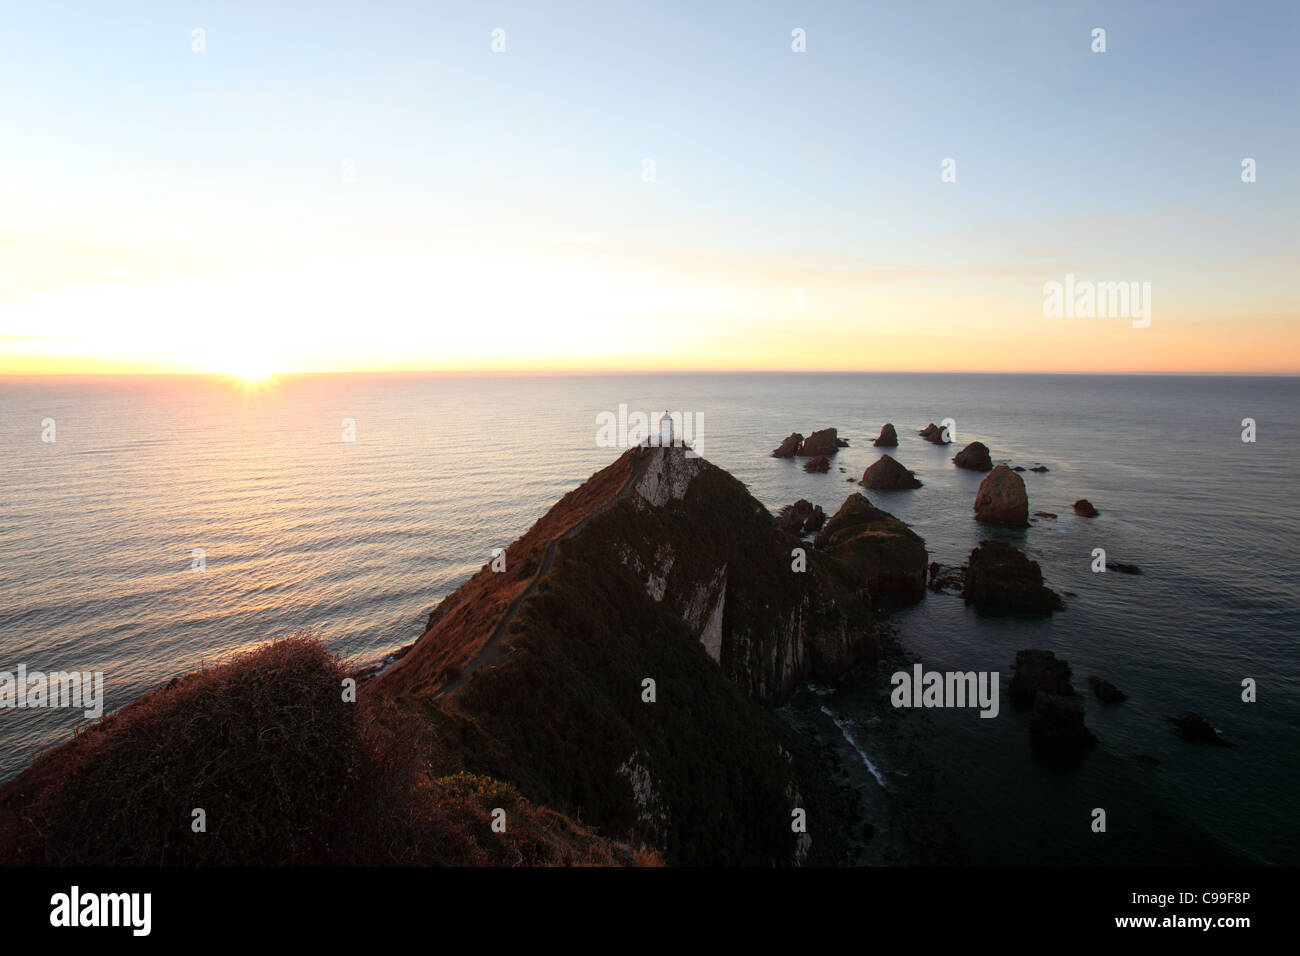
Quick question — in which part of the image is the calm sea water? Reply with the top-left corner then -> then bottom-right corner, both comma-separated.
2,372 -> 1297,865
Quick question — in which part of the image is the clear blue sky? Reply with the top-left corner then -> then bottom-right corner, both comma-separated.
2,0 -> 1297,373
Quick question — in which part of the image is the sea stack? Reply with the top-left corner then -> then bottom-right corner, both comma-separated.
873,423 -> 899,447
918,422 -> 951,444
861,454 -> 922,490
800,427 -> 844,457
1073,499 -> 1099,517
771,432 -> 803,458
952,441 -> 993,471
973,465 -> 1029,527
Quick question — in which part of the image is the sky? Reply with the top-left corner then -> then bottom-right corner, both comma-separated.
1,0 -> 1297,376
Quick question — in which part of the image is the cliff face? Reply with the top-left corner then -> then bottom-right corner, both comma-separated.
373,445 -> 882,863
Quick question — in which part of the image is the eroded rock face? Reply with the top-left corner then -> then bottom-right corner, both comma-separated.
777,499 -> 826,536
814,493 -> 928,604
1073,499 -> 1099,517
861,454 -> 922,490
804,455 -> 830,474
634,444 -> 704,507
873,423 -> 898,447
772,432 -> 803,458
800,428 -> 843,457
963,541 -> 1062,613
974,465 -> 1029,527
953,441 -> 993,472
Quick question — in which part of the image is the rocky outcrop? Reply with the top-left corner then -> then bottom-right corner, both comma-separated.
803,455 -> 830,474
777,499 -> 826,536
952,441 -> 992,471
927,561 -> 966,594
1073,499 -> 1099,517
1029,465 -> 1049,473
860,454 -> 922,490
1009,650 -> 1092,753
814,493 -> 928,605
918,422 -> 951,444
800,428 -> 844,457
1167,713 -> 1234,746
771,432 -> 803,458
974,465 -> 1029,527
873,423 -> 898,447
963,541 -> 1062,613
1088,676 -> 1127,703
1009,649 -> 1076,705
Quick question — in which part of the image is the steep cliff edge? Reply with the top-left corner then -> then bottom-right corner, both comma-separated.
371,444 -> 883,863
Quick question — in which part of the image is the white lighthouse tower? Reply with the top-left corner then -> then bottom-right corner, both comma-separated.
658,411 -> 675,447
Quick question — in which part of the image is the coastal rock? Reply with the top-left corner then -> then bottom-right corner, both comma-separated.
964,542 -> 1062,613
1030,693 -> 1095,752
860,454 -> 922,490
1008,649 -> 1076,706
803,455 -> 830,474
1032,511 -> 1057,519
772,432 -> 803,458
814,493 -> 928,605
1167,712 -> 1233,746
952,441 -> 993,472
1029,465 -> 1049,473
927,561 -> 967,594
1106,561 -> 1141,574
1012,466 -> 1026,472
918,422 -> 951,444
777,499 -> 826,536
1073,499 -> 1099,517
800,428 -> 843,457
873,423 -> 899,447
973,465 -> 1029,527
1088,676 -> 1128,703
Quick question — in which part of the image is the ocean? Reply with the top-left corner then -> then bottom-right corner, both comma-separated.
2,372 -> 1297,865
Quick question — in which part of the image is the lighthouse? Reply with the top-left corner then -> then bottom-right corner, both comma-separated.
658,412 -> 675,447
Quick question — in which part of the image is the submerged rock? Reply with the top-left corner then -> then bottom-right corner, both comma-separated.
1029,465 -> 1049,473
964,542 -> 1062,613
1032,511 -> 1057,519
804,455 -> 830,474
1073,499 -> 1099,517
952,441 -> 993,471
814,493 -> 928,604
873,423 -> 899,447
1167,712 -> 1234,747
1106,561 -> 1141,574
927,561 -> 966,594
1088,676 -> 1128,703
861,454 -> 923,490
973,465 -> 1029,527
